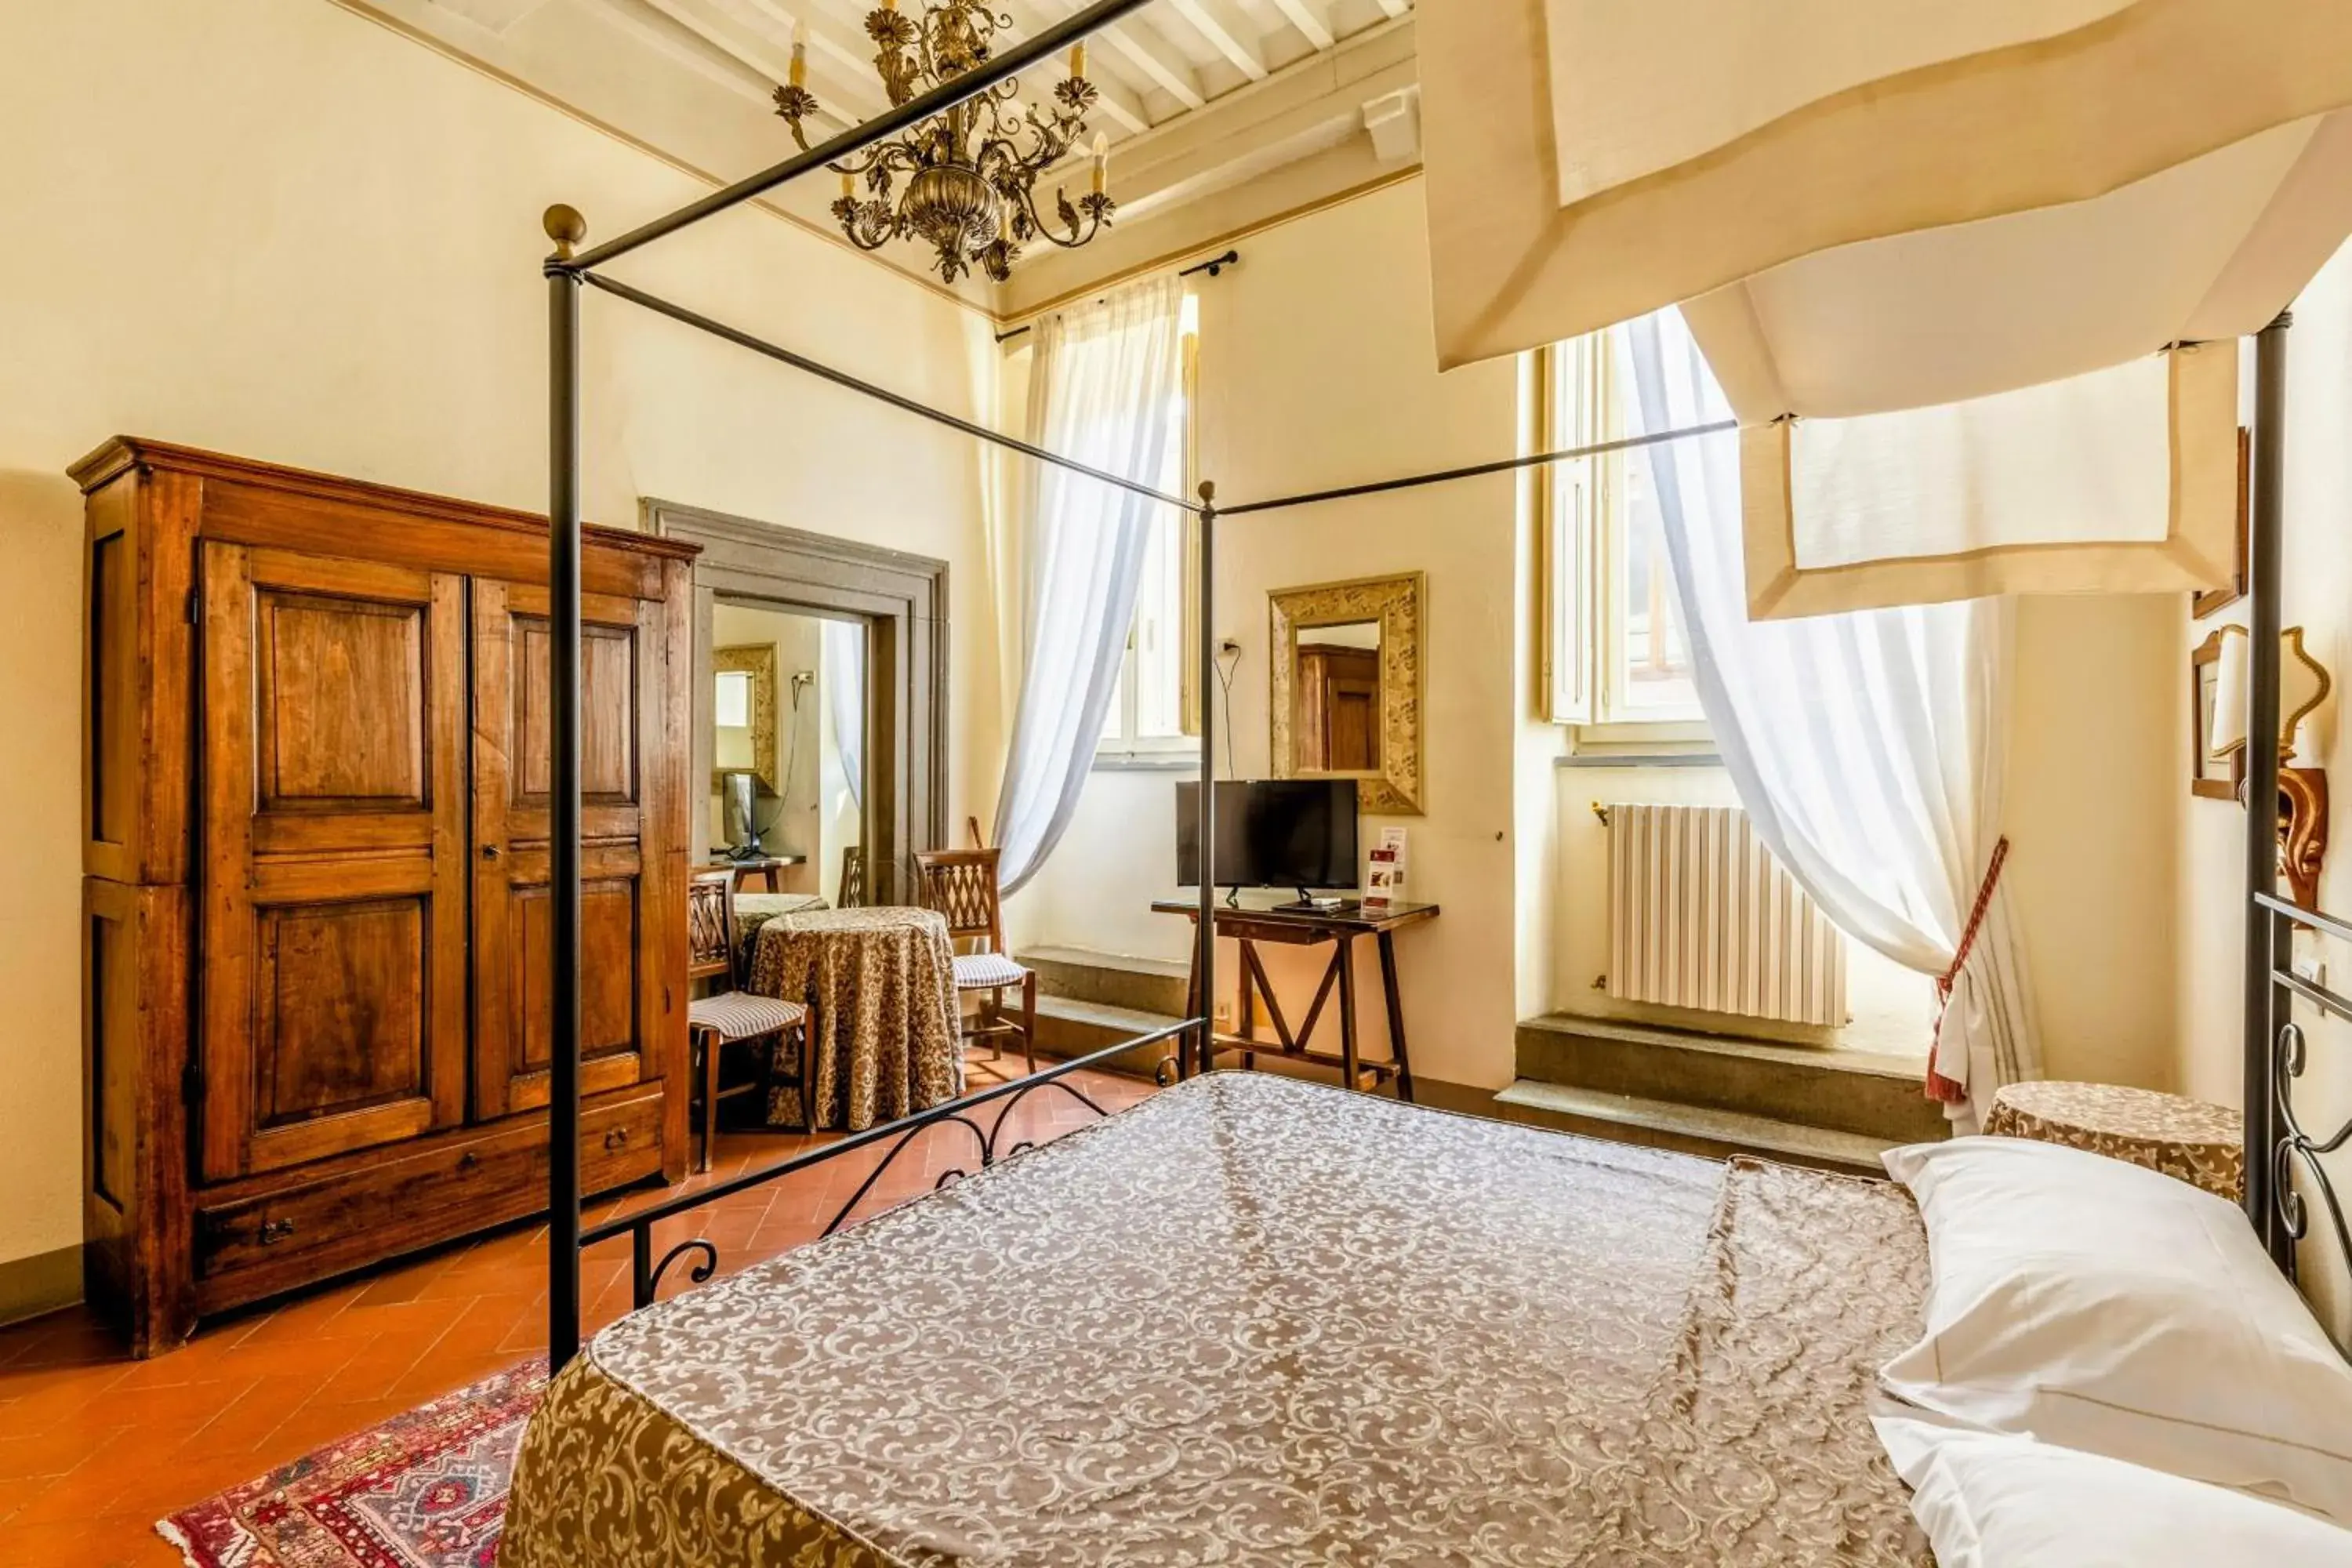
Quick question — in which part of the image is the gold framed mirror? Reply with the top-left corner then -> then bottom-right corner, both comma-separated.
1269,572 -> 1423,815
713,642 -> 779,793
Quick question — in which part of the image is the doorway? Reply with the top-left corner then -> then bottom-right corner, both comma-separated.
648,499 -> 949,906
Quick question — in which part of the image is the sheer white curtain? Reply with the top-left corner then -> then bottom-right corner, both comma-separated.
1621,309 -> 2042,1128
822,617 -> 862,808
991,274 -> 1187,893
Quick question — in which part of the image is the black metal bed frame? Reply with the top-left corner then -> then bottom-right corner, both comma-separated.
591,1027 -> 1188,1315
2241,314 -> 2351,1319
540,0 -> 2340,1374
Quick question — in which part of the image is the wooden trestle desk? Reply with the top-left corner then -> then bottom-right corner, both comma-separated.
1152,898 -> 1439,1100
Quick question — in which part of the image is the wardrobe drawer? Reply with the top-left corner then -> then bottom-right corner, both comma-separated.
193,1087 -> 664,1301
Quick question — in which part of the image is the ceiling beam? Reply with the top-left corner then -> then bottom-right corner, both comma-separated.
575,0 -> 781,107
1367,0 -> 1407,17
1166,0 -> 1266,81
1265,0 -> 1332,51
1100,19 -> 1205,108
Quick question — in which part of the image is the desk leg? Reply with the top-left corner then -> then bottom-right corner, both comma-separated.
1336,935 -> 1361,1092
1236,938 -> 1256,1070
1378,930 -> 1414,1103
1181,918 -> 1204,1079
761,866 -> 782,893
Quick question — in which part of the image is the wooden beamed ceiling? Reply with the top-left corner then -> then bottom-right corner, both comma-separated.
586,0 -> 1410,144
375,0 -> 1420,307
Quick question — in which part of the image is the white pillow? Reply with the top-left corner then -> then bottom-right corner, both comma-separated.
1881,1135 -> 2352,1523
1875,1417 -> 2352,1567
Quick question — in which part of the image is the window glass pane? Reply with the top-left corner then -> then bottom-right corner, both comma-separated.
1617,451 -> 1700,716
1102,641 -> 1131,742
1133,503 -> 1185,740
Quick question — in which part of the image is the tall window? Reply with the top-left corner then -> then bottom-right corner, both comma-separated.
1541,328 -> 1703,731
1100,291 -> 1201,759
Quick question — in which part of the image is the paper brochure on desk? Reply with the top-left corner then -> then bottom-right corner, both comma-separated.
1366,827 -> 1408,908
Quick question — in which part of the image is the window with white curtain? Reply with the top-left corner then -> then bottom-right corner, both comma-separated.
1541,328 -> 1704,734
1098,290 -> 1201,760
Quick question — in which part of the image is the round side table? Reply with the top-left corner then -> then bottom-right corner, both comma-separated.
1984,1080 -> 2244,1205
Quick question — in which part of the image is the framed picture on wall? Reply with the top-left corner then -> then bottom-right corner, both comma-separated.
2190,628 -> 2245,801
2191,428 -> 2254,619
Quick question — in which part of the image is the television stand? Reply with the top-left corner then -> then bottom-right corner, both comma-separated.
1151,897 -> 1439,1100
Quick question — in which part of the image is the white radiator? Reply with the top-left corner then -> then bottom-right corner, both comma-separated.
1604,803 -> 1847,1027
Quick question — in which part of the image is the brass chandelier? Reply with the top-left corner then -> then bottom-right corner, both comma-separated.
773,0 -> 1114,285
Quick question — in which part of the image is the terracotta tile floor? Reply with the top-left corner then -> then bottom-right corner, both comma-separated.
0,1066 -> 1153,1568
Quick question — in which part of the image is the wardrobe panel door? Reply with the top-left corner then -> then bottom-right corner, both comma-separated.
198,544 -> 469,1181
473,581 -> 662,1119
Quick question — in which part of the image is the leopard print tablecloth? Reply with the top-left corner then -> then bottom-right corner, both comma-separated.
749,906 -> 960,1133
1985,1080 -> 2244,1203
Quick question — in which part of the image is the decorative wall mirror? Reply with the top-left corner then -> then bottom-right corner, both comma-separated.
1270,572 -> 1424,815
713,643 -> 779,793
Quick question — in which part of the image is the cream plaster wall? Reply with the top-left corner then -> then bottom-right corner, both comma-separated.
0,0 -> 1005,1269
2177,241 -> 2352,1338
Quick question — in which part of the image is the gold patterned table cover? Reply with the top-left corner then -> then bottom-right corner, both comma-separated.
732,891 -> 829,972
1985,1080 -> 2245,1203
503,1073 -> 1931,1567
749,906 -> 960,1133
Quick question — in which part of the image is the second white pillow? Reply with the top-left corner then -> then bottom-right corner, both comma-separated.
1875,1418 -> 2352,1568
1881,1135 -> 2352,1523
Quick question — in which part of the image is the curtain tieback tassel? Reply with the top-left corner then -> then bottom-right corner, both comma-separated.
1927,836 -> 2011,1105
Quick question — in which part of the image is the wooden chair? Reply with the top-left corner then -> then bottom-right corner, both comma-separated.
911,847 -> 1036,1081
837,844 -> 866,909
685,869 -> 810,1171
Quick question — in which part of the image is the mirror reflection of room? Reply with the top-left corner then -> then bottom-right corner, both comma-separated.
1292,619 -> 1381,772
710,601 -> 866,906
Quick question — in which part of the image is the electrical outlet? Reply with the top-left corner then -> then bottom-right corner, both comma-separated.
1214,1000 -> 1234,1028
2294,956 -> 2328,989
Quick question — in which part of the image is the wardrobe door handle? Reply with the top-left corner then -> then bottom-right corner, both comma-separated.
480,844 -> 501,861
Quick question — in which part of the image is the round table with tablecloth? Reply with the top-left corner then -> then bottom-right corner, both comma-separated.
749,906 -> 962,1132
1984,1080 -> 2245,1204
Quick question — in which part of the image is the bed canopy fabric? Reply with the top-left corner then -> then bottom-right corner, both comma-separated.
1422,0 -> 2352,615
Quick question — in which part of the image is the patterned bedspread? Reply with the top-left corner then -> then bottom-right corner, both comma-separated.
504,1073 -> 1929,1566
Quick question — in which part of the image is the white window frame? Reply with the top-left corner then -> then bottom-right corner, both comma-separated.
1096,293 -> 1202,769
1538,329 -> 1710,745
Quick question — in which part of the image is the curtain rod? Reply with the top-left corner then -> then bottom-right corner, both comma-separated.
564,0 -> 1161,271
582,270 -> 1201,514
1217,420 -> 1741,517
995,250 -> 1242,343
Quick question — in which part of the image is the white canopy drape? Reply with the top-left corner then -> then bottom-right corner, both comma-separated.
1624,309 -> 2041,1127
990,275 -> 1187,895
1423,1 -> 2352,612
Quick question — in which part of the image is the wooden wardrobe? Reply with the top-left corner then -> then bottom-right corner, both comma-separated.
76,438 -> 696,1355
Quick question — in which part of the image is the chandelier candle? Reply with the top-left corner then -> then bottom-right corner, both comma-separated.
774,0 -> 1116,284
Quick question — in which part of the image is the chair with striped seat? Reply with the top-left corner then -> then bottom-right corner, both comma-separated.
911,846 -> 1036,1082
686,869 -> 810,1169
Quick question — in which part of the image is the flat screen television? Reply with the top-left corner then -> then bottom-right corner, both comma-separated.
1176,779 -> 1359,899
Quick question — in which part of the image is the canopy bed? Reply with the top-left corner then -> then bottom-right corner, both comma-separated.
507,0 -> 2351,1558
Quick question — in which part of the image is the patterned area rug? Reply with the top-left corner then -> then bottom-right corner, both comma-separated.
158,1363 -> 544,1567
